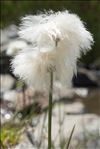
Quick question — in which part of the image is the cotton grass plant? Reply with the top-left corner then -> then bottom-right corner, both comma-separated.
12,10 -> 93,149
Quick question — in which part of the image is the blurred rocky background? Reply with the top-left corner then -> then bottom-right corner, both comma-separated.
0,1 -> 100,149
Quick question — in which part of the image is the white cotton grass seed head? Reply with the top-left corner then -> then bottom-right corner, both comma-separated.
6,40 -> 28,56
12,10 -> 94,90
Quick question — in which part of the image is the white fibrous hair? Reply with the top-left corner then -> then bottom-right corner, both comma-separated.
7,40 -> 28,56
12,10 -> 93,90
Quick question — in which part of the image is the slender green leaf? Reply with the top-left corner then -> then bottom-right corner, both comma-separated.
65,124 -> 75,149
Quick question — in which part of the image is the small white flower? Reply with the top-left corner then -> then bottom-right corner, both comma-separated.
12,10 -> 93,90
6,40 -> 28,56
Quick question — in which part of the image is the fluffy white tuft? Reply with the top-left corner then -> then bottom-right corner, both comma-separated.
12,10 -> 93,90
6,40 -> 28,56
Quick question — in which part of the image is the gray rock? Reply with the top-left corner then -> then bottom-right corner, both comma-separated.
0,74 -> 15,93
14,103 -> 100,149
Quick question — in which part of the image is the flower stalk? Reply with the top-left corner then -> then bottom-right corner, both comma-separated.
48,69 -> 53,149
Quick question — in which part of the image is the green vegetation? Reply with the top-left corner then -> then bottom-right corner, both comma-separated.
1,127 -> 20,148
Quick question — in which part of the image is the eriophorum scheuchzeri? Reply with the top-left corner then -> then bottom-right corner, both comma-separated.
12,10 -> 93,149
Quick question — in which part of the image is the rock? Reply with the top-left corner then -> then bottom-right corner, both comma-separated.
82,89 -> 100,115
53,101 -> 85,114
3,90 -> 18,103
11,87 -> 89,112
0,25 -> 18,53
90,59 -> 100,70
3,24 -> 18,39
0,29 -> 9,46
1,25 -> 18,46
14,103 -> 100,149
0,74 -> 15,93
93,70 -> 100,86
74,88 -> 88,97
73,68 -> 99,88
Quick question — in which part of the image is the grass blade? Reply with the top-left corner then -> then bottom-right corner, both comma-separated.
65,124 -> 75,149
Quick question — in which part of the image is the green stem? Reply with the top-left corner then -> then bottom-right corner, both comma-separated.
0,140 -> 5,149
48,70 -> 53,149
